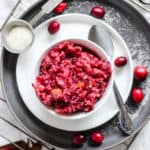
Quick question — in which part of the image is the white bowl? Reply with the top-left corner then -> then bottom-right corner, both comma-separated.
34,38 -> 114,120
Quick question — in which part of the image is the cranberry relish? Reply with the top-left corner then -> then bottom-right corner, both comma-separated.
33,41 -> 112,114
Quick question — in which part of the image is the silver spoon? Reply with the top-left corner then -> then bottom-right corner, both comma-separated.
88,25 -> 134,135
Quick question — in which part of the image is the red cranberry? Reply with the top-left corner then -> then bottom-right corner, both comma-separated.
91,6 -> 105,18
132,88 -> 144,103
73,134 -> 86,145
91,132 -> 104,144
4,147 -> 10,150
48,20 -> 60,34
114,56 -> 127,67
54,2 -> 67,13
134,66 -> 148,80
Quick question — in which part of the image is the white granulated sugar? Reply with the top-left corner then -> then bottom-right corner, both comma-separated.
6,26 -> 33,52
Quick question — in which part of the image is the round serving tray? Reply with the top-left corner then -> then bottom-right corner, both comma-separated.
1,0 -> 150,149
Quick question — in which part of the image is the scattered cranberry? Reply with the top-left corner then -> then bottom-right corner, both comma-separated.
91,6 -> 105,18
114,56 -> 127,67
132,88 -> 144,103
4,147 -> 10,150
48,20 -> 60,34
54,2 -> 67,13
73,134 -> 86,145
91,132 -> 104,144
134,66 -> 148,80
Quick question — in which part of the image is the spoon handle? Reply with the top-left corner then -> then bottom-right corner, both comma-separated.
113,82 -> 126,112
29,0 -> 62,27
30,11 -> 44,27
113,82 -> 134,135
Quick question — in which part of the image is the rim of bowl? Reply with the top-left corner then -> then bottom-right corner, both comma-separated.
34,38 -> 114,120
1,19 -> 34,54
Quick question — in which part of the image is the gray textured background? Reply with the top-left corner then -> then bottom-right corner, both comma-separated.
0,0 -> 150,150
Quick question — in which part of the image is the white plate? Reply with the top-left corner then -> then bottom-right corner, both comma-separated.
16,14 -> 133,131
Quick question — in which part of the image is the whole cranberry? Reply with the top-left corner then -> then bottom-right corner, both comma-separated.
132,88 -> 144,103
91,6 -> 105,18
134,66 -> 148,80
54,2 -> 67,13
114,56 -> 127,67
4,147 -> 10,150
48,20 -> 60,34
91,132 -> 104,144
73,134 -> 86,145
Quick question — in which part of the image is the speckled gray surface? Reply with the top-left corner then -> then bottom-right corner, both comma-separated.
1,0 -> 150,149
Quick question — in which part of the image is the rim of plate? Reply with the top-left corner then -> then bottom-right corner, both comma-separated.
16,13 -> 134,131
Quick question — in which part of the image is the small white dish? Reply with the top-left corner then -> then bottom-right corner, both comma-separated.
16,13 -> 133,131
1,19 -> 34,54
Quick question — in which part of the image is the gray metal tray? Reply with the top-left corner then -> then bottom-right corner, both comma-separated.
1,0 -> 150,149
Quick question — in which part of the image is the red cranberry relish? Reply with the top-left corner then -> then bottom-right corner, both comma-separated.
33,41 -> 112,114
